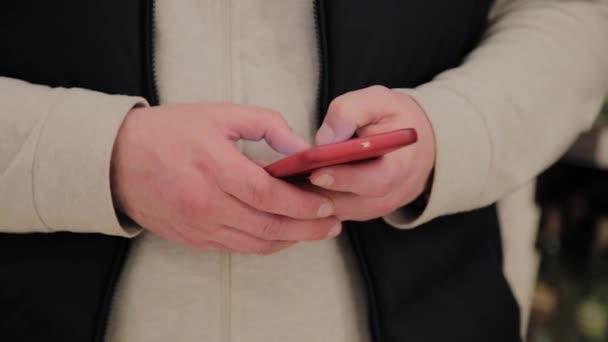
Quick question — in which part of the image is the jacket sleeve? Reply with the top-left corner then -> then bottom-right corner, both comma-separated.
0,77 -> 147,236
385,0 -> 608,228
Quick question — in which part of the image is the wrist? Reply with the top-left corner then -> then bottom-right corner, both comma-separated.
394,90 -> 436,202
110,107 -> 139,214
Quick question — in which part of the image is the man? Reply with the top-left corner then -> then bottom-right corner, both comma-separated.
1,0 -> 607,341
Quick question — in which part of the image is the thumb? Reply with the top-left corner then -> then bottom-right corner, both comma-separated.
225,105 -> 311,155
315,86 -> 402,145
261,120 -> 310,155
315,114 -> 358,146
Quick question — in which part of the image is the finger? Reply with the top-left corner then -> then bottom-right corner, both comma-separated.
205,225 -> 296,255
326,192 -> 391,222
217,156 -> 336,220
222,104 -> 311,154
160,222 -> 232,251
309,156 -> 405,197
316,85 -> 402,145
169,218 -> 291,254
303,186 -> 401,222
217,194 -> 341,241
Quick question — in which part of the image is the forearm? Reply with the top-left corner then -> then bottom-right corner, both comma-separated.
0,77 -> 146,236
387,0 -> 608,227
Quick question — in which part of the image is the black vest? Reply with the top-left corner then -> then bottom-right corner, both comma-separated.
0,1 -> 521,341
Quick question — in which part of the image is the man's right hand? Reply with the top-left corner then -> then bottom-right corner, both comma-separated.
111,103 -> 341,255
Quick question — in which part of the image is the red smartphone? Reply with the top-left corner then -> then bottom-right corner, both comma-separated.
264,128 -> 417,179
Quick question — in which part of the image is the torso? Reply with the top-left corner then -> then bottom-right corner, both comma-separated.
107,0 -> 538,340
107,1 -> 369,341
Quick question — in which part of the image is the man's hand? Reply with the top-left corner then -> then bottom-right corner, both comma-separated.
111,103 -> 340,255
309,86 -> 435,221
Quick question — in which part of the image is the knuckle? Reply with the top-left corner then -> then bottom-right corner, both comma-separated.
260,218 -> 284,240
264,109 -> 284,124
328,97 -> 348,117
174,192 -> 210,219
267,109 -> 282,119
369,85 -> 399,107
245,177 -> 270,207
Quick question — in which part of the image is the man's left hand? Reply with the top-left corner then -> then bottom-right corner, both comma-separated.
309,85 -> 436,222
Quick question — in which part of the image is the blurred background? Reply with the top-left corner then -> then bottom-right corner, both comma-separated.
527,101 -> 608,342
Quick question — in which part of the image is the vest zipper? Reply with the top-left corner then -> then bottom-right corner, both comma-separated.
92,240 -> 130,342
144,0 -> 160,106
313,0 -> 329,123
313,2 -> 381,341
92,1 -> 159,341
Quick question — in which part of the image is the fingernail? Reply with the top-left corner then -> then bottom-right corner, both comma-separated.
316,124 -> 334,145
328,223 -> 342,237
317,202 -> 335,218
311,173 -> 334,187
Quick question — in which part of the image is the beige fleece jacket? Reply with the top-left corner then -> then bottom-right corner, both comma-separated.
1,0 -> 607,341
